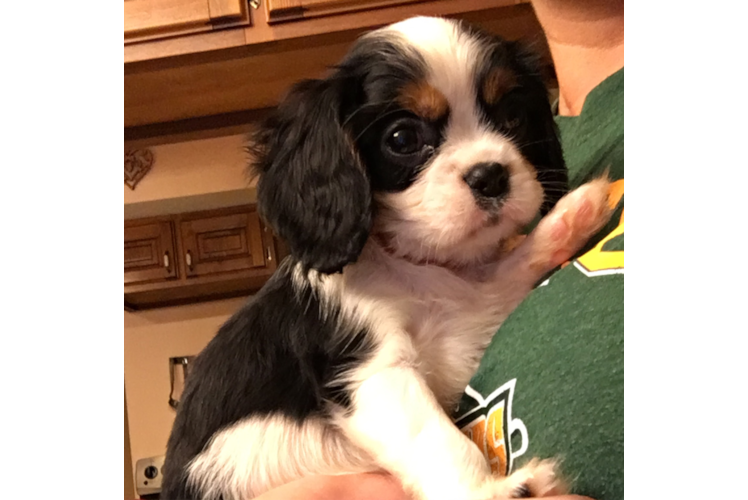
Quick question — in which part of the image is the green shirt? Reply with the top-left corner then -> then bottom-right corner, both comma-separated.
453,69 -> 624,500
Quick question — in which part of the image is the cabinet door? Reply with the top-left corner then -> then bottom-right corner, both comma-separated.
125,221 -> 178,285
180,209 -> 268,278
124,0 -> 248,43
266,0 -> 422,23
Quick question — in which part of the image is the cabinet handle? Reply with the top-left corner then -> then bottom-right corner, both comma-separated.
186,250 -> 193,270
249,0 -> 260,9
266,247 -> 272,262
163,251 -> 170,271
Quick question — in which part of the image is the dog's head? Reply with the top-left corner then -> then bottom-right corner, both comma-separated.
249,17 -> 566,274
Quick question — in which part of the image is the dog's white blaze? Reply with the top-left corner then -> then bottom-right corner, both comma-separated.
388,16 -> 488,126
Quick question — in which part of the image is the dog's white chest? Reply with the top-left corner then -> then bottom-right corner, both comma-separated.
345,259 -> 503,410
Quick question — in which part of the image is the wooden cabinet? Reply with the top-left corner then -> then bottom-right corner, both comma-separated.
124,0 -> 545,132
124,205 -> 285,310
180,210 -> 268,277
265,0 -> 423,23
124,0 -> 250,44
124,220 -> 179,285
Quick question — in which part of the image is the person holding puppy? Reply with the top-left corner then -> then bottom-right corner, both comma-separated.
452,1 -> 624,499
258,0 -> 624,499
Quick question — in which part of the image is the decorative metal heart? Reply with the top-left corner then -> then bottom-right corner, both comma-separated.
125,149 -> 154,190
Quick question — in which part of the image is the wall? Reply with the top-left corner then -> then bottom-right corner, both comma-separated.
125,390 -> 136,500
125,132 -> 257,487
124,297 -> 247,477
125,134 -> 252,206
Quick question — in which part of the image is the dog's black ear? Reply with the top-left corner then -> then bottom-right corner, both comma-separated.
248,77 -> 372,274
507,41 -> 568,214
498,40 -> 568,215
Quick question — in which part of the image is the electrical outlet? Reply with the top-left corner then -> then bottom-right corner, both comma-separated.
135,455 -> 165,496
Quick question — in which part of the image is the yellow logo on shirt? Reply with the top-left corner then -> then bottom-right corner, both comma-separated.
456,379 -> 527,477
575,179 -> 624,276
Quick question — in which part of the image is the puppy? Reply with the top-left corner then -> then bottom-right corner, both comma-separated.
162,16 -> 611,500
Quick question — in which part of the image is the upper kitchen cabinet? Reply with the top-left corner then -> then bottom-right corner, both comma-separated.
264,0 -> 421,23
124,0 -> 251,44
124,205 -> 284,310
124,219 -> 179,286
179,208 -> 269,278
125,0 -> 546,136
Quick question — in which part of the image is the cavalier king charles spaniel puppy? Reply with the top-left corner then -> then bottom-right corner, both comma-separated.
162,16 -> 611,500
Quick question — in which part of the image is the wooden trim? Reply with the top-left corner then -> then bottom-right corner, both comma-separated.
123,263 -> 273,294
124,108 -> 272,149
125,25 -> 248,65
265,0 -> 304,22
125,214 -> 176,227
175,203 -> 257,222
125,190 -> 257,221
266,0 -> 426,24
124,391 -> 136,498
123,275 -> 263,310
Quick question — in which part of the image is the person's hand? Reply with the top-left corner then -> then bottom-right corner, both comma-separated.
253,472 -> 596,500
253,472 -> 411,500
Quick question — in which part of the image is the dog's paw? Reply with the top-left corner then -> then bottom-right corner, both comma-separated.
471,459 -> 566,499
503,458 -> 567,498
526,177 -> 613,272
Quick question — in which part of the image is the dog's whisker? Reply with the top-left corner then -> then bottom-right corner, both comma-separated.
342,101 -> 388,127
513,138 -> 557,148
351,105 -> 402,143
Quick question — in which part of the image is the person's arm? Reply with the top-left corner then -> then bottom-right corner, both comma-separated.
253,472 -> 595,500
252,473 -> 411,500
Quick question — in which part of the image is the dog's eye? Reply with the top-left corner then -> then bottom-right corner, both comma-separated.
356,113 -> 441,191
381,117 -> 438,164
387,127 -> 423,155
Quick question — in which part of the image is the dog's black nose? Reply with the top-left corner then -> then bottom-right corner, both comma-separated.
463,162 -> 509,199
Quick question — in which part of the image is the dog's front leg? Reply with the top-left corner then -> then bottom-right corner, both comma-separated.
338,360 -> 550,500
484,177 -> 614,311
334,180 -> 613,500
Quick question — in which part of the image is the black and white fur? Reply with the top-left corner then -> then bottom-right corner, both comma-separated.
162,16 -> 611,500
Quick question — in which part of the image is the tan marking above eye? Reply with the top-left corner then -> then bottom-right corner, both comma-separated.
397,81 -> 449,121
482,68 -> 518,105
